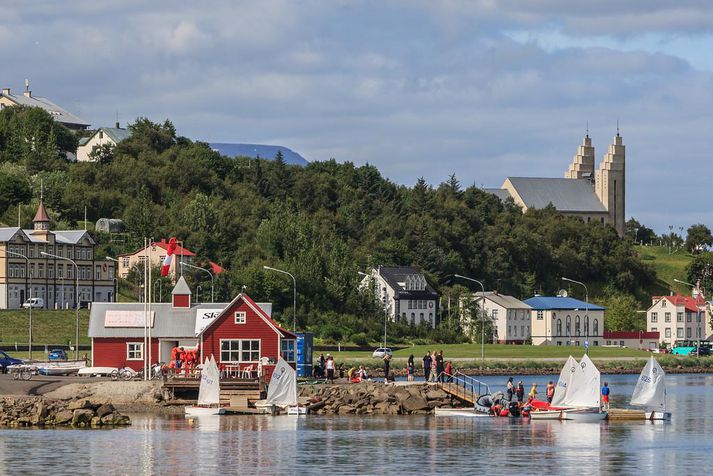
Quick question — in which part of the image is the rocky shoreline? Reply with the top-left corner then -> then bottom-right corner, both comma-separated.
298,382 -> 465,415
0,396 -> 131,428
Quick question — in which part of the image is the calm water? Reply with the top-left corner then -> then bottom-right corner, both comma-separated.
2,374 -> 713,475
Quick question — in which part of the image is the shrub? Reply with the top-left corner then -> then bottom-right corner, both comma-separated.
351,332 -> 369,346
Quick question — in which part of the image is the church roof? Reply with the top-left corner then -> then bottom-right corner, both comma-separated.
505,177 -> 607,213
482,188 -> 511,201
33,201 -> 50,223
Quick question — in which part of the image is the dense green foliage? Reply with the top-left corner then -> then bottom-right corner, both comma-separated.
0,108 -> 659,343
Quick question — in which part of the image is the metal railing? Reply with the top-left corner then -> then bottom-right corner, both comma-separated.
437,370 -> 491,402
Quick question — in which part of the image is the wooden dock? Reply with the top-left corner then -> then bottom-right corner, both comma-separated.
607,408 -> 647,420
438,381 -> 477,405
162,371 -> 266,411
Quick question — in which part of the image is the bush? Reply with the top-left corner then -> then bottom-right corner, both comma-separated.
351,332 -> 369,346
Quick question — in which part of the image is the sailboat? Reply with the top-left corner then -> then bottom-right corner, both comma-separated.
630,356 -> 672,421
185,355 -> 224,416
530,355 -> 577,420
559,354 -> 607,421
265,357 -> 304,415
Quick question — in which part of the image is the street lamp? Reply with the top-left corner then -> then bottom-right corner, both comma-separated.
454,274 -> 486,361
42,252 -> 80,359
264,265 -> 297,332
561,277 -> 589,355
180,262 -> 214,303
2,250 -> 33,359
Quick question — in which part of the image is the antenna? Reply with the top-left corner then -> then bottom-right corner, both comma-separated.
18,204 -> 21,227
586,120 -> 589,138
24,78 -> 29,92
616,119 -> 620,136
40,178 -> 44,201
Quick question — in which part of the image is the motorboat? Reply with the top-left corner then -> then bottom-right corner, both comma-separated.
35,360 -> 87,376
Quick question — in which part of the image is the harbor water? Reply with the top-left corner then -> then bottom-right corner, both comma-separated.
1,373 -> 713,475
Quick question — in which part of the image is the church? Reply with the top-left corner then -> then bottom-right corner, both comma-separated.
485,131 -> 625,236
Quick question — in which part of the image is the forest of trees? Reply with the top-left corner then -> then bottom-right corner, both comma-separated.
0,106 -> 660,343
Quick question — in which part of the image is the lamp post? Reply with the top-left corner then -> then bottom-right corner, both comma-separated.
153,279 -> 162,303
264,265 -> 297,332
3,250 -> 33,359
561,277 -> 589,355
106,256 -> 119,303
454,274 -> 486,361
42,252 -> 79,359
180,262 -> 214,303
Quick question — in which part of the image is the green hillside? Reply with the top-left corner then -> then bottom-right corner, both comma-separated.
635,245 -> 693,296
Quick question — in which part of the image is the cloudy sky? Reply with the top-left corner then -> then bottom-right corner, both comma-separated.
3,0 -> 713,233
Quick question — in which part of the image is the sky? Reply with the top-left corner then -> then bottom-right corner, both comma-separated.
3,0 -> 713,234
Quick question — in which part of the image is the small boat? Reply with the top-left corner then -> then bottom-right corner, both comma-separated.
266,357 -> 304,415
35,360 -> 87,376
185,355 -> 224,416
78,366 -> 117,377
630,356 -> 672,421
434,407 -> 490,417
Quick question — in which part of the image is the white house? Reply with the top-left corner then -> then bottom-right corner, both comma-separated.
459,291 -> 531,343
76,125 -> 131,162
524,295 -> 605,347
645,294 -> 709,346
360,266 -> 438,328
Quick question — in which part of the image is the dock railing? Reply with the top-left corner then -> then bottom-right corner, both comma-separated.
437,371 -> 490,405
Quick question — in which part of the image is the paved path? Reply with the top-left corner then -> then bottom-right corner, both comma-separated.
0,374 -> 103,396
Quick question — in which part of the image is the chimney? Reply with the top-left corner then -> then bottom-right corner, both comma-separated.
115,121 -> 120,129
23,90 -> 32,98
2,88 -> 9,95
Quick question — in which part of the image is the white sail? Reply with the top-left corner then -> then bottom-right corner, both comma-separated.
197,355 -> 221,406
563,354 -> 600,408
266,357 -> 298,407
631,356 -> 666,411
551,355 -> 578,407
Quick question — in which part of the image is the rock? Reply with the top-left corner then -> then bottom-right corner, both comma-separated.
54,410 -> 74,425
425,389 -> 448,400
67,399 -> 93,411
338,405 -> 356,415
96,404 -> 115,418
401,395 -> 429,413
72,409 -> 95,426
90,417 -> 102,427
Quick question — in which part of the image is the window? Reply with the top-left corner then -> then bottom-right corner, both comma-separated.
58,264 -> 64,278
281,340 -> 295,362
677,312 -> 683,322
686,313 -> 691,323
220,339 -> 260,363
663,328 -> 670,338
508,325 -> 511,335
58,246 -> 63,258
127,343 -> 143,360
620,340 -> 625,346
651,327 -> 657,332
234,311 -> 246,324
651,312 -> 658,323
686,328 -> 692,338
420,312 -> 424,321
411,312 -> 415,322
661,300 -> 667,308
537,311 -> 543,320
38,264 -> 44,278
521,325 -> 525,336
96,265 -> 101,280
556,319 -> 562,336
697,328 -> 702,338
492,309 -> 498,320
575,316 -> 581,337
593,319 -> 599,335
697,313 -> 702,323
676,328 -> 684,338
121,257 -> 129,268
665,312 -> 671,323
584,316 -> 589,336
48,266 -> 54,279
566,316 -> 571,336
593,341 -> 598,347
606,340 -> 611,345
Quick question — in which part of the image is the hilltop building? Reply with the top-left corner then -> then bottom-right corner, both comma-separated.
360,266 -> 439,328
0,82 -> 89,130
0,201 -> 115,309
116,239 -> 224,280
485,131 -> 625,236
77,124 -> 131,162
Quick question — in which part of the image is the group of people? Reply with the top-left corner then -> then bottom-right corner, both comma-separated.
169,346 -> 199,370
505,377 -> 546,404
314,353 -> 346,382
422,350 -> 453,382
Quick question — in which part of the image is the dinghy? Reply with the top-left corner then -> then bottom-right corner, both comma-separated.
630,356 -> 671,421
559,355 -> 607,421
266,357 -> 304,415
529,356 -> 576,420
185,355 -> 224,416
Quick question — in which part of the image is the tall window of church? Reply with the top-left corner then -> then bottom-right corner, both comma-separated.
575,316 -> 581,337
566,316 -> 571,336
584,316 -> 589,336
593,319 -> 599,335
556,319 -> 562,336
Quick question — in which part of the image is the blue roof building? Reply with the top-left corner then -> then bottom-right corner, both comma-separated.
524,295 -> 606,347
524,296 -> 605,311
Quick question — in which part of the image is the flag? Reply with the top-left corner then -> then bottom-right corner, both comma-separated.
161,237 -> 178,277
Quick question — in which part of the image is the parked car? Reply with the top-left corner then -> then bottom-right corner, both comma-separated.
48,349 -> 68,361
22,297 -> 44,309
0,351 -> 23,373
372,347 -> 393,359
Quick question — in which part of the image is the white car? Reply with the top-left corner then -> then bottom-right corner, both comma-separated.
22,298 -> 44,309
372,347 -> 393,358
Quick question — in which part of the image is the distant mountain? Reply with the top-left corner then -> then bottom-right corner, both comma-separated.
209,143 -> 309,166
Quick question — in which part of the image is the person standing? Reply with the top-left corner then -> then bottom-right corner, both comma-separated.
407,354 -> 415,382
435,350 -> 445,382
528,383 -> 538,403
423,352 -> 432,382
383,354 -> 391,383
325,354 -> 335,383
546,381 -> 555,404
445,361 -> 453,383
516,381 -> 525,403
601,382 -> 610,411
430,352 -> 437,382
506,377 -> 515,401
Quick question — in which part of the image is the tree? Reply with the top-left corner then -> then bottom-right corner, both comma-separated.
603,293 -> 644,331
686,252 -> 713,296
685,224 -> 713,254
0,166 -> 31,215
625,218 -> 656,245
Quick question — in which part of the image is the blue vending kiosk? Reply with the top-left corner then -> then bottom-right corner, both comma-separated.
296,333 -> 313,377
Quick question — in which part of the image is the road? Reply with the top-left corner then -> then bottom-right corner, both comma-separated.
0,373 -> 103,396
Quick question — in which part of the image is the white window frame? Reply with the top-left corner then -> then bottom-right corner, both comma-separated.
537,311 -> 543,320
220,339 -> 260,363
234,311 -> 246,324
127,342 -> 144,360
281,339 -> 296,362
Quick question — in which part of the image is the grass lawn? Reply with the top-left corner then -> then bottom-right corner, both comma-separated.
635,245 -> 693,295
320,343 -> 651,362
0,309 -> 90,347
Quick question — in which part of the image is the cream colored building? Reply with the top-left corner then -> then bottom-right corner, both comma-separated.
0,84 -> 89,130
0,202 -> 115,309
116,239 -> 195,280
524,295 -> 605,347
76,125 -> 131,162
459,292 -> 531,343
486,132 -> 626,236
645,294 -> 711,346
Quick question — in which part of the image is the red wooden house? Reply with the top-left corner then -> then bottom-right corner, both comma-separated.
198,292 -> 297,382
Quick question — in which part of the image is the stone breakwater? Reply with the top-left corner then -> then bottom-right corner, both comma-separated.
0,396 -> 131,428
298,382 -> 465,415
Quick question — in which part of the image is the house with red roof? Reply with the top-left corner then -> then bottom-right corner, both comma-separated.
116,239 -> 223,280
645,294 -> 709,346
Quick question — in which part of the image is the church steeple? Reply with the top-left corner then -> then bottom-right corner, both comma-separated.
595,130 -> 625,236
565,131 -> 595,181
33,200 -> 50,231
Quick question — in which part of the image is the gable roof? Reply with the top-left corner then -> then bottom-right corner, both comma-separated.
198,293 -> 296,339
377,266 -> 438,299
1,90 -> 89,128
118,240 -> 196,258
523,296 -> 605,311
651,295 -> 704,313
53,230 -> 95,245
504,177 -> 607,213
475,292 -> 531,309
84,127 -> 132,144
0,227 -> 27,243
172,276 -> 192,295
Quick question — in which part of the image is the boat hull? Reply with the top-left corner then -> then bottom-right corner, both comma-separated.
434,408 -> 490,418
287,406 -> 308,416
560,408 -> 607,421
185,406 -> 224,416
529,410 -> 563,420
648,411 -> 672,421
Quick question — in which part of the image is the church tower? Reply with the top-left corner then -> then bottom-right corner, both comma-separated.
595,131 -> 625,236
565,133 -> 595,180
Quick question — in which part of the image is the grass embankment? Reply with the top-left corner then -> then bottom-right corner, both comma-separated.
0,309 -> 90,347
635,245 -> 693,295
